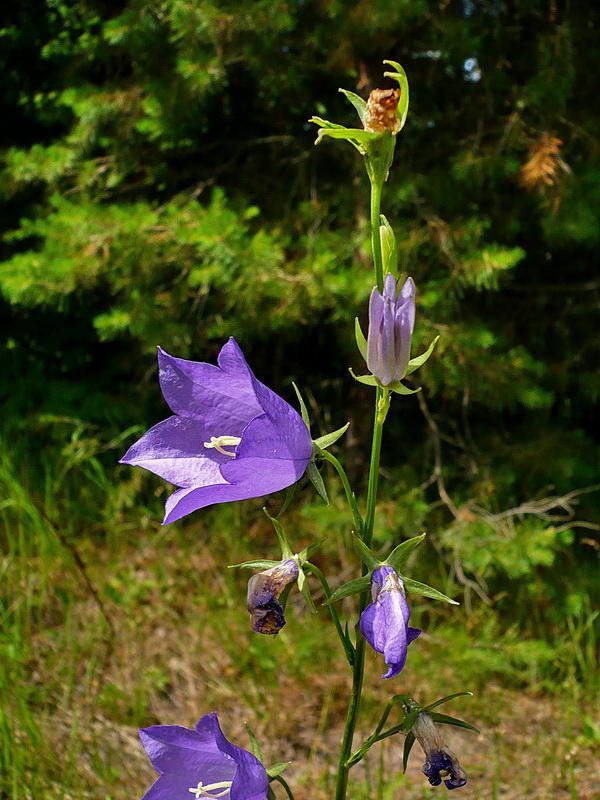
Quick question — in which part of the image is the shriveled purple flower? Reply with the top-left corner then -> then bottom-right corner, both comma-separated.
412,712 -> 468,790
120,338 -> 312,525
359,565 -> 421,678
139,712 -> 269,800
247,558 -> 299,635
367,275 -> 415,386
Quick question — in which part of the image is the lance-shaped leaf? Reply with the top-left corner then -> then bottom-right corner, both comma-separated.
351,531 -> 380,570
400,575 -> 459,605
430,712 -> 480,734
339,88 -> 367,124
355,317 -> 368,362
325,574 -> 371,605
405,335 -> 440,375
385,533 -> 426,571
292,381 -> 311,431
379,214 -> 398,275
313,422 -> 350,450
422,691 -> 473,713
245,723 -> 264,762
263,507 -> 293,559
307,460 -> 329,504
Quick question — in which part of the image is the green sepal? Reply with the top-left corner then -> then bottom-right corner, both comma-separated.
229,559 -> 281,570
405,336 -> 440,376
354,318 -> 368,363
292,381 -> 311,431
380,214 -> 398,275
307,460 -> 329,504
313,126 -> 377,145
387,380 -> 421,396
313,422 -> 350,451
245,723 -> 263,761
430,712 -> 480,733
263,507 -> 293,559
349,367 -> 378,387
402,732 -> 416,773
351,531 -> 379,570
400,575 -> 459,605
339,88 -> 367,125
382,59 -> 409,131
300,572 -> 317,613
384,533 -> 426,571
266,762 -> 292,779
422,691 -> 473,713
298,540 -> 323,564
324,574 -> 371,605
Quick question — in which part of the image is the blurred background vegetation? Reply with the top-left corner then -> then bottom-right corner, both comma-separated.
1,1 -> 598,798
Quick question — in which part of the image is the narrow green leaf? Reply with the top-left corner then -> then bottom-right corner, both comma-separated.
422,691 -> 473,713
313,422 -> 350,450
379,214 -> 398,275
405,336 -> 440,375
349,367 -> 378,387
245,723 -> 263,761
307,460 -> 329,504
339,88 -> 367,124
229,559 -> 280,570
400,576 -> 459,605
385,534 -> 426,571
402,732 -> 416,773
325,574 -> 371,605
351,531 -> 380,570
430,712 -> 480,733
314,127 -> 377,144
308,116 -> 346,130
291,381 -> 310,430
266,762 -> 292,779
383,60 -> 409,130
263,507 -> 293,559
388,380 -> 421,396
354,317 -> 368,362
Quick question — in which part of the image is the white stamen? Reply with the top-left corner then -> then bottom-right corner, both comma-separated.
203,435 -> 241,457
188,781 -> 232,798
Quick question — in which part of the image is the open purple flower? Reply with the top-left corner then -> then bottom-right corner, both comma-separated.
120,338 -> 312,524
359,565 -> 421,678
247,558 -> 299,635
367,275 -> 415,386
412,712 -> 468,790
139,712 -> 268,800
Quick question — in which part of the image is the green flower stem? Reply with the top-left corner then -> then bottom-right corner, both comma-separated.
320,449 -> 363,534
334,173 -> 391,800
305,562 -> 354,666
273,775 -> 295,800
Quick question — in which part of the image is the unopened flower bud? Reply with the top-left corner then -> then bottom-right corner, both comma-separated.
367,275 -> 416,386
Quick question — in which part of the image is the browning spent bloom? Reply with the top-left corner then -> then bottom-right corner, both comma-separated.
365,89 -> 401,133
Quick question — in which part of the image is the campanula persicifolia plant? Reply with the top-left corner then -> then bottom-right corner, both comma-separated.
123,61 -> 478,800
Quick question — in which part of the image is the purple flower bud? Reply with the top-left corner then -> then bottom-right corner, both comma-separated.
247,558 -> 299,635
412,712 -> 468,790
367,275 -> 416,386
359,565 -> 421,678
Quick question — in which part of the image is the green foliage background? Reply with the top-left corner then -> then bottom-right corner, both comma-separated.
0,2 -> 599,795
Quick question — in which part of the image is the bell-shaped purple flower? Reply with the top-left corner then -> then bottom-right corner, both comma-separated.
139,712 -> 269,800
367,275 -> 415,386
359,565 -> 421,678
120,338 -> 312,524
247,558 -> 299,635
412,712 -> 468,790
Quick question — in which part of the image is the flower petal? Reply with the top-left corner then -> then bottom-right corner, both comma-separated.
158,339 -> 262,424
119,415 -> 229,488
139,724 -> 231,780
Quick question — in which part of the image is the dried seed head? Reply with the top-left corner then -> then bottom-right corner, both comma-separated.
365,88 -> 401,133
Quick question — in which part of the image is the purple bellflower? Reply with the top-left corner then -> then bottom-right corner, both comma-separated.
247,558 -> 299,634
359,565 -> 421,678
367,275 -> 415,387
412,712 -> 468,790
120,338 -> 312,525
139,712 -> 269,800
